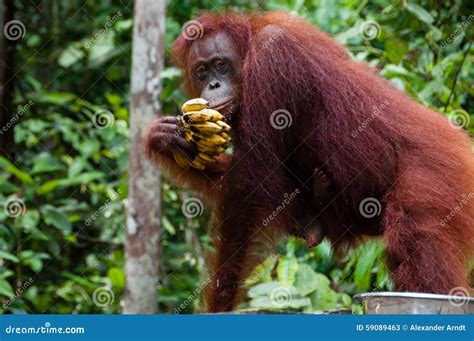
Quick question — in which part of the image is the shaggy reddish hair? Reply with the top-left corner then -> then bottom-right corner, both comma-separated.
164,11 -> 474,311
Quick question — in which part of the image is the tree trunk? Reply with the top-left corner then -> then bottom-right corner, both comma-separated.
0,0 -> 15,160
124,0 -> 166,314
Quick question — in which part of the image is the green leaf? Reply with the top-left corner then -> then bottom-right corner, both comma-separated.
161,67 -> 181,80
249,296 -> 310,310
115,18 -> 133,32
294,264 -> 318,296
288,297 -> 312,309
248,281 -> 298,298
20,250 -> 49,272
277,256 -> 298,287
0,176 -> 19,193
354,241 -> 385,291
88,30 -> 116,65
38,91 -> 76,105
246,255 -> 278,286
342,293 -> 352,307
310,273 -> 339,310
0,250 -> 20,263
20,210 -> 40,231
249,296 -> 277,309
335,25 -> 360,44
78,139 -> 101,156
58,43 -> 85,68
108,267 -> 125,290
385,38 -> 408,64
32,153 -> 61,174
162,216 -> 176,235
406,3 -> 434,25
37,179 -> 61,194
0,278 -> 14,297
40,205 -> 72,234
37,172 -> 104,194
0,156 -> 33,184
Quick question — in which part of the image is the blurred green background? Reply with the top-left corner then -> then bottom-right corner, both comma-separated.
0,0 -> 472,313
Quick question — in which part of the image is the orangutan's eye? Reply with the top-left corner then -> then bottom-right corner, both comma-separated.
214,59 -> 226,70
195,65 -> 207,80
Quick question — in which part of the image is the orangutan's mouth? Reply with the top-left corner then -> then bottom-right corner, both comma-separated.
209,98 -> 234,111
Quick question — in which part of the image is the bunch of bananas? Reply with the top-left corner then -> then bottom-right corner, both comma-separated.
172,98 -> 231,170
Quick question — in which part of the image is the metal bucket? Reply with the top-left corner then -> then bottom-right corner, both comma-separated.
353,292 -> 474,314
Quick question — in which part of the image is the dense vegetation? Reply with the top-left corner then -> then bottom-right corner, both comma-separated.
0,0 -> 472,313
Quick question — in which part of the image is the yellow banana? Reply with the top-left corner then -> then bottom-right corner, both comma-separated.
182,109 -> 223,124
183,130 -> 194,143
191,158 -> 206,170
178,98 -> 233,170
172,150 -> 191,168
197,152 -> 217,164
182,98 -> 208,113
216,120 -> 231,131
219,132 -> 231,142
190,121 -> 223,135
197,134 -> 228,146
197,144 -> 225,153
